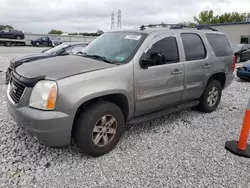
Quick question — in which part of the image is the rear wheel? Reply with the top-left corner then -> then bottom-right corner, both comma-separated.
74,101 -> 125,157
4,42 -> 12,47
35,42 -> 40,46
198,79 -> 222,113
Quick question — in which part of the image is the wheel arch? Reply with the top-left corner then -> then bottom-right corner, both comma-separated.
206,72 -> 226,89
71,92 -> 131,137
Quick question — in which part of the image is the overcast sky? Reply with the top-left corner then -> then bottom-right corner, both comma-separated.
1,0 -> 250,34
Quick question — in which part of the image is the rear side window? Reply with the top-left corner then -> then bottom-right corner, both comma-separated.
181,33 -> 206,61
205,33 -> 232,57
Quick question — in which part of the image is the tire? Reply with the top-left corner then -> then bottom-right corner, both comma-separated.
35,42 -> 40,46
236,55 -> 241,63
197,79 -> 222,113
74,101 -> 125,157
4,42 -> 12,47
16,36 -> 21,40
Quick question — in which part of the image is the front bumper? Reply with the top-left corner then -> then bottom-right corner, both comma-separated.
6,93 -> 73,147
5,68 -> 11,85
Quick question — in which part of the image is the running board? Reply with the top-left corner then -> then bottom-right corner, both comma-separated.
127,100 -> 199,125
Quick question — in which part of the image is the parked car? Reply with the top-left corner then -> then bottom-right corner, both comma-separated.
0,29 -> 25,40
231,44 -> 250,63
31,36 -> 62,47
5,42 -> 88,84
236,60 -> 250,80
6,25 -> 235,157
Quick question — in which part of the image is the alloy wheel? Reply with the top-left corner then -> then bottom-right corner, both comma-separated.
92,115 -> 117,147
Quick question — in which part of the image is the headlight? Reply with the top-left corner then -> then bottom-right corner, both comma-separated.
29,80 -> 57,110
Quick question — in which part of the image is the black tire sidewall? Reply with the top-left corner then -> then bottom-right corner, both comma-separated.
198,80 -> 222,113
75,101 -> 125,157
4,42 -> 11,47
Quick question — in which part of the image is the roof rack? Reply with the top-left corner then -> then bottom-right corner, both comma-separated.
196,26 -> 218,31
139,23 -> 218,31
139,23 -> 185,30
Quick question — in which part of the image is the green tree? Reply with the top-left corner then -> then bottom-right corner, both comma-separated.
0,25 -> 13,30
193,10 -> 250,24
48,29 -> 63,35
96,30 -> 104,35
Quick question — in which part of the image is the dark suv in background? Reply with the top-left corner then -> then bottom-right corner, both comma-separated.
0,29 -> 25,40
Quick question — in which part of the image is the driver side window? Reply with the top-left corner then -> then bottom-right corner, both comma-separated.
145,36 -> 180,67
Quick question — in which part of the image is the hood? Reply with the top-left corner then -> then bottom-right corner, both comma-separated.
10,53 -> 52,68
15,55 -> 116,80
243,60 -> 250,69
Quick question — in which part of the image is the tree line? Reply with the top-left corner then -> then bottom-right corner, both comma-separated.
1,10 -> 250,34
178,10 -> 250,27
48,29 -> 104,36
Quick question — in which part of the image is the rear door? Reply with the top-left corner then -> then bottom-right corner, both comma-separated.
134,33 -> 185,116
180,32 -> 213,101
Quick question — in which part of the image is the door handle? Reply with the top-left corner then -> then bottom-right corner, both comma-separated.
203,64 -> 211,68
171,69 -> 183,75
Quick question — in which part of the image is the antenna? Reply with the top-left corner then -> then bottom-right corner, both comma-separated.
110,12 -> 115,30
117,9 -> 122,29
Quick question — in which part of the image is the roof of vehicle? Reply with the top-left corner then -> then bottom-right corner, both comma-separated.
108,25 -> 225,35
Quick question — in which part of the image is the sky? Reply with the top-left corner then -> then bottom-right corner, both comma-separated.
0,0 -> 250,34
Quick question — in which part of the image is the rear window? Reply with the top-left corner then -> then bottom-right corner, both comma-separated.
205,33 -> 233,57
181,33 -> 206,61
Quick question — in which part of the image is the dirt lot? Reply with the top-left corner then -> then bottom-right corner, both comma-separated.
0,47 -> 250,188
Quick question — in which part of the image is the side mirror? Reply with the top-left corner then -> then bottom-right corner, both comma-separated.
140,52 -> 166,69
140,58 -> 153,69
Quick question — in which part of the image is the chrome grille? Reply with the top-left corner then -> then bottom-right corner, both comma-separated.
9,77 -> 25,103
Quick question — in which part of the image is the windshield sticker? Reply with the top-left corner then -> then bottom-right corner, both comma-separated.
116,56 -> 125,61
124,35 -> 141,40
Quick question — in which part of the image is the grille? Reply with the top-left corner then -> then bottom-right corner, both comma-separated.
9,77 -> 25,103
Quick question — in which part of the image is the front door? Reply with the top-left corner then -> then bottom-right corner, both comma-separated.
134,33 -> 185,116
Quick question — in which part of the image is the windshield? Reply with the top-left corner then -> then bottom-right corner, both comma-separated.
81,32 -> 146,63
43,44 -> 69,55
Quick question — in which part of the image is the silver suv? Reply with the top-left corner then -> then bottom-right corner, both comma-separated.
6,24 -> 235,157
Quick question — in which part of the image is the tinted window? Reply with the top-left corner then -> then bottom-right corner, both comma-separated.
146,36 -> 179,65
206,33 -> 232,57
181,33 -> 206,61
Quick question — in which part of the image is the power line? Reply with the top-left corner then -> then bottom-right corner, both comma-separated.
117,9 -> 122,29
110,12 -> 115,30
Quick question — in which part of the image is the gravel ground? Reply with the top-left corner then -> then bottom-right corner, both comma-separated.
0,47 -> 250,188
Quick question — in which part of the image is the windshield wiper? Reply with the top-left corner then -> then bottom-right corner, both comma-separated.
83,54 -> 113,64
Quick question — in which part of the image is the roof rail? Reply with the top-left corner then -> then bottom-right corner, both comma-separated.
139,23 -> 185,30
139,24 -> 218,31
196,26 -> 218,31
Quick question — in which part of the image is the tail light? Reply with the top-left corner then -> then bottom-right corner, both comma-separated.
232,55 -> 236,72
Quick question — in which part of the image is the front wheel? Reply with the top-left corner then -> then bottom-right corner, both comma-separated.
74,101 -> 125,157
198,79 -> 222,113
